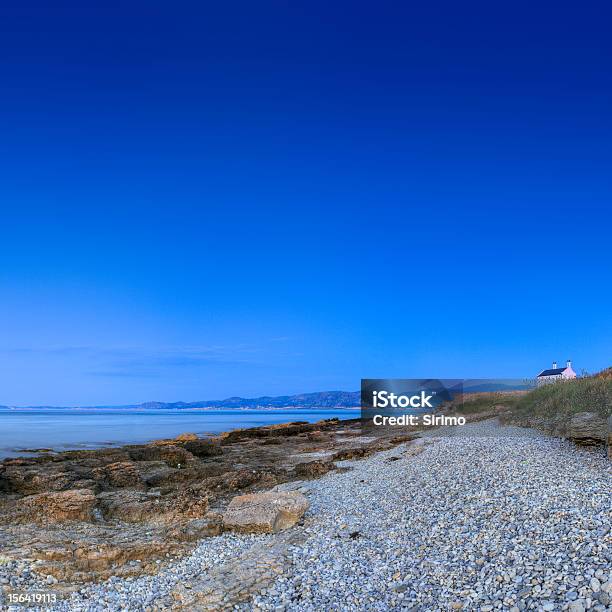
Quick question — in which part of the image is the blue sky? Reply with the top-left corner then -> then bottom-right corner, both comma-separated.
1,1 -> 610,405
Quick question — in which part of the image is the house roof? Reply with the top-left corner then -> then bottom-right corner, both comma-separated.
537,367 -> 566,377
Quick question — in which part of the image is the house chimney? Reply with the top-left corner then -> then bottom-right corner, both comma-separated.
552,361 -> 557,369
566,359 -> 571,369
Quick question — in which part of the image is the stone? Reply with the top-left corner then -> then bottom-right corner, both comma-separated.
294,460 -> 334,479
218,420 -> 337,444
93,462 -> 141,488
142,465 -> 183,487
181,439 -> 223,458
306,430 -> 328,442
222,491 -> 309,533
171,531 -> 300,609
17,488 -> 96,523
174,433 -> 199,442
97,489 -> 209,523
165,517 -> 223,541
201,469 -> 279,493
566,412 -> 607,445
332,447 -> 375,461
97,490 -> 155,522
127,445 -> 195,468
2,467 -> 77,496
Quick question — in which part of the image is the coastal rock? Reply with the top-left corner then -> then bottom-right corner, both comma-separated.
566,412 -> 607,445
165,516 -> 224,541
294,460 -> 334,479
70,539 -> 187,576
202,469 -> 281,493
2,467 -> 77,495
222,491 -> 309,533
161,488 -> 211,522
142,464 -> 185,487
93,462 -> 141,488
218,419 -> 340,444
97,490 -> 154,522
174,432 -> 199,442
97,488 -> 209,523
139,463 -> 217,488
0,417 -> 393,583
390,434 -> 416,444
306,430 -> 329,442
608,415 -> 612,459
181,438 -> 223,458
127,445 -> 195,467
332,446 -> 375,461
171,531 -> 300,610
18,488 -> 96,523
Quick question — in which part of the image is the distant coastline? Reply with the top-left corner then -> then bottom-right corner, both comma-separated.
0,390 -> 361,411
0,381 -> 531,411
0,405 -> 360,412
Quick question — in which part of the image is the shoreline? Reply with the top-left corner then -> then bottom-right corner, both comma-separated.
1,419 -> 610,610
1,416 -> 413,588
0,408 -> 362,459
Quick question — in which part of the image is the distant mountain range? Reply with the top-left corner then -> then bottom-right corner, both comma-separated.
138,390 -> 362,409
1,391 -> 362,410
0,381 -> 533,410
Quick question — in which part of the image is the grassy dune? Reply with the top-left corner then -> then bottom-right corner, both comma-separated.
452,369 -> 612,430
511,372 -> 611,421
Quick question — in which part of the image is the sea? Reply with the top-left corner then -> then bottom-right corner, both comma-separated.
0,407 -> 360,458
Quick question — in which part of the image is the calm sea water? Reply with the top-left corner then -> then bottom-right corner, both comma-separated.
0,407 -> 360,458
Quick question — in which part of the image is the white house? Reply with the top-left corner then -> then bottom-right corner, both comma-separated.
536,360 -> 577,386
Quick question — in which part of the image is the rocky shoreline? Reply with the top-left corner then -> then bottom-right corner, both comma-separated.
1,417 -> 610,611
0,417 -> 417,588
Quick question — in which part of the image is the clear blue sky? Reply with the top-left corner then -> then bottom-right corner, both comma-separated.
1,1 -> 610,405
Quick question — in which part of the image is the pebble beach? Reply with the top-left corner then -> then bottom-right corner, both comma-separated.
251,422 -> 611,611
2,420 -> 611,611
